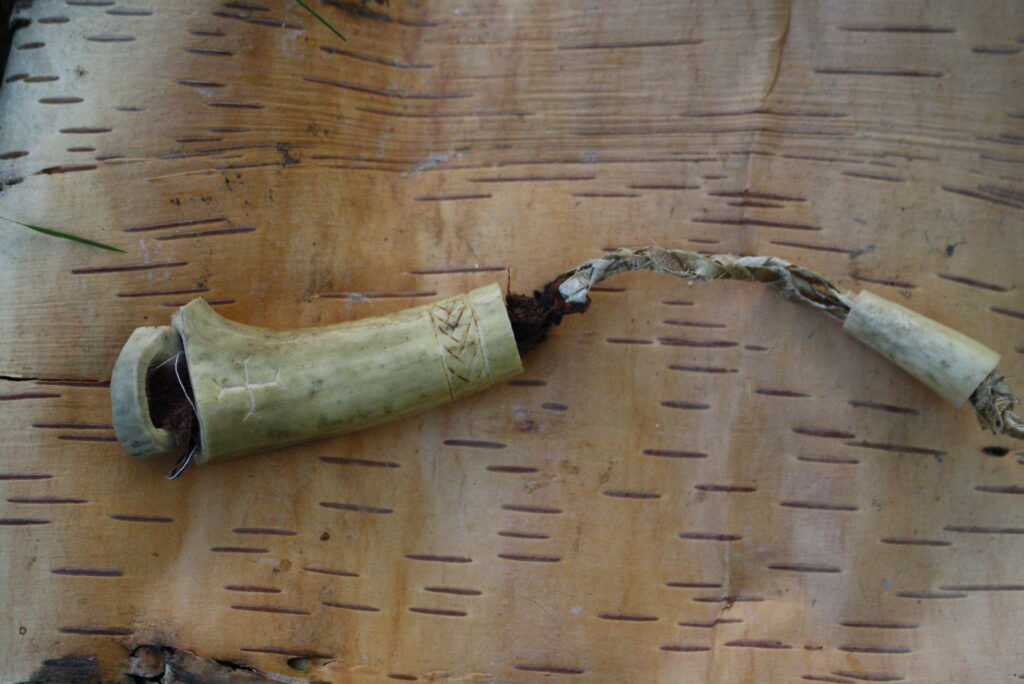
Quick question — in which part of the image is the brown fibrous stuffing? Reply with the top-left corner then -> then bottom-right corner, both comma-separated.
145,357 -> 195,451
506,275 -> 590,356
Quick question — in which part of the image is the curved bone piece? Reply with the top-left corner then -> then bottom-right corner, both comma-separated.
111,326 -> 185,459
111,283 -> 522,465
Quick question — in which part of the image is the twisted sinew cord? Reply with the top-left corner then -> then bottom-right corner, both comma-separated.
972,373 -> 1024,440
555,246 -> 1023,440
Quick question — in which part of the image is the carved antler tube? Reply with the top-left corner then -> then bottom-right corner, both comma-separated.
111,283 -> 522,466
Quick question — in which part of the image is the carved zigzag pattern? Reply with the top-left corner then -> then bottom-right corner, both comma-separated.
429,296 -> 488,399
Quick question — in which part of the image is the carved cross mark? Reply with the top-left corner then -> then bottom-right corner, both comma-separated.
212,357 -> 283,421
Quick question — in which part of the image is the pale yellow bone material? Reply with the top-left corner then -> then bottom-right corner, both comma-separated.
170,283 -> 522,464
110,326 -> 185,459
843,290 -> 1001,406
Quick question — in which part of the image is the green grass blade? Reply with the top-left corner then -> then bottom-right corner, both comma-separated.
0,216 -> 125,252
296,0 -> 347,42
